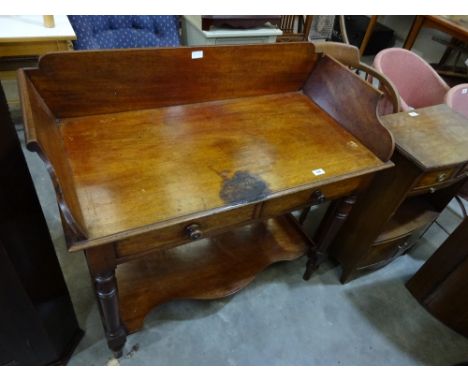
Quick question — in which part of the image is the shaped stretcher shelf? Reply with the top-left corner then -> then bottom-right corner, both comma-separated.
117,215 -> 311,333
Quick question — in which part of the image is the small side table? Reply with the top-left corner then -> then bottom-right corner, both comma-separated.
403,15 -> 468,50
181,15 -> 283,46
0,83 -> 83,365
330,105 -> 468,283
0,15 -> 76,112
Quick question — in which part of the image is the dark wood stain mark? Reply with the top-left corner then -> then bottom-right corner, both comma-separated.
220,171 -> 270,204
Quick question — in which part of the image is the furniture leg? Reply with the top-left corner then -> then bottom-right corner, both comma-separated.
359,16 -> 378,56
403,15 -> 425,50
303,194 -> 357,280
85,245 -> 127,358
298,206 -> 312,224
438,37 -> 456,66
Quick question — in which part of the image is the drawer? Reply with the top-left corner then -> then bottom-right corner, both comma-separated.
116,204 -> 255,259
412,168 -> 457,192
357,235 -> 411,271
261,176 -> 365,218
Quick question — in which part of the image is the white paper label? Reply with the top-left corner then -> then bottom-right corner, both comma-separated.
408,111 -> 419,117
462,88 -> 468,94
191,50 -> 203,59
312,168 -> 326,176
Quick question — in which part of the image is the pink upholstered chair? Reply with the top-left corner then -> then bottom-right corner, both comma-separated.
445,83 -> 468,119
373,48 -> 450,111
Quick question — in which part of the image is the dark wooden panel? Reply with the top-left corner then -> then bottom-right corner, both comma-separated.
27,43 -> 317,118
358,235 -> 409,270
303,54 -> 395,162
407,218 -> 468,338
0,84 -> 82,365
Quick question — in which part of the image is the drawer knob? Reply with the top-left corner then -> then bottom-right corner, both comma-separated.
185,223 -> 202,241
311,190 -> 326,204
437,173 -> 447,182
398,242 -> 409,251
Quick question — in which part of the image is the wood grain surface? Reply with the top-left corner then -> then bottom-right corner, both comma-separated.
59,92 -> 386,248
381,105 -> 468,170
407,217 -> 468,338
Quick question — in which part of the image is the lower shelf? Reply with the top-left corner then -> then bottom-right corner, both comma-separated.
375,197 -> 439,244
357,197 -> 439,271
116,215 -> 310,333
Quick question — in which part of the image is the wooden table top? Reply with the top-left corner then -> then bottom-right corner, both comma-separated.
381,104 -> 468,170
427,16 -> 468,38
0,15 -> 76,42
59,92 -> 386,241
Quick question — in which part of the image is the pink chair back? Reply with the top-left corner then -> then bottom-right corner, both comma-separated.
373,48 -> 450,111
445,84 -> 468,119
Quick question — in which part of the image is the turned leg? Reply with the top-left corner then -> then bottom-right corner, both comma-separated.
299,189 -> 327,225
85,244 -> 127,358
94,270 -> 127,357
303,194 -> 357,280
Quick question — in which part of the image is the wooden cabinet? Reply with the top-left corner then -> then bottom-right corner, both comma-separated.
330,105 -> 468,283
18,43 -> 395,356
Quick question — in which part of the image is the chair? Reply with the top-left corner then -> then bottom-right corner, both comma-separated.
306,15 -> 349,44
277,16 -> 313,42
445,83 -> 468,119
68,16 -> 180,50
373,47 -> 450,111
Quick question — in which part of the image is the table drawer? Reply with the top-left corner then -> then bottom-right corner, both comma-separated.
357,235 -> 411,271
116,204 -> 255,259
261,176 -> 365,217
412,168 -> 456,192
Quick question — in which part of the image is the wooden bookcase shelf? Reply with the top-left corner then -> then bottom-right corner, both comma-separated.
375,196 -> 439,244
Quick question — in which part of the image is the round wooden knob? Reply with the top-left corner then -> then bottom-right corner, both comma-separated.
437,173 -> 447,182
185,223 -> 202,240
312,190 -> 326,204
